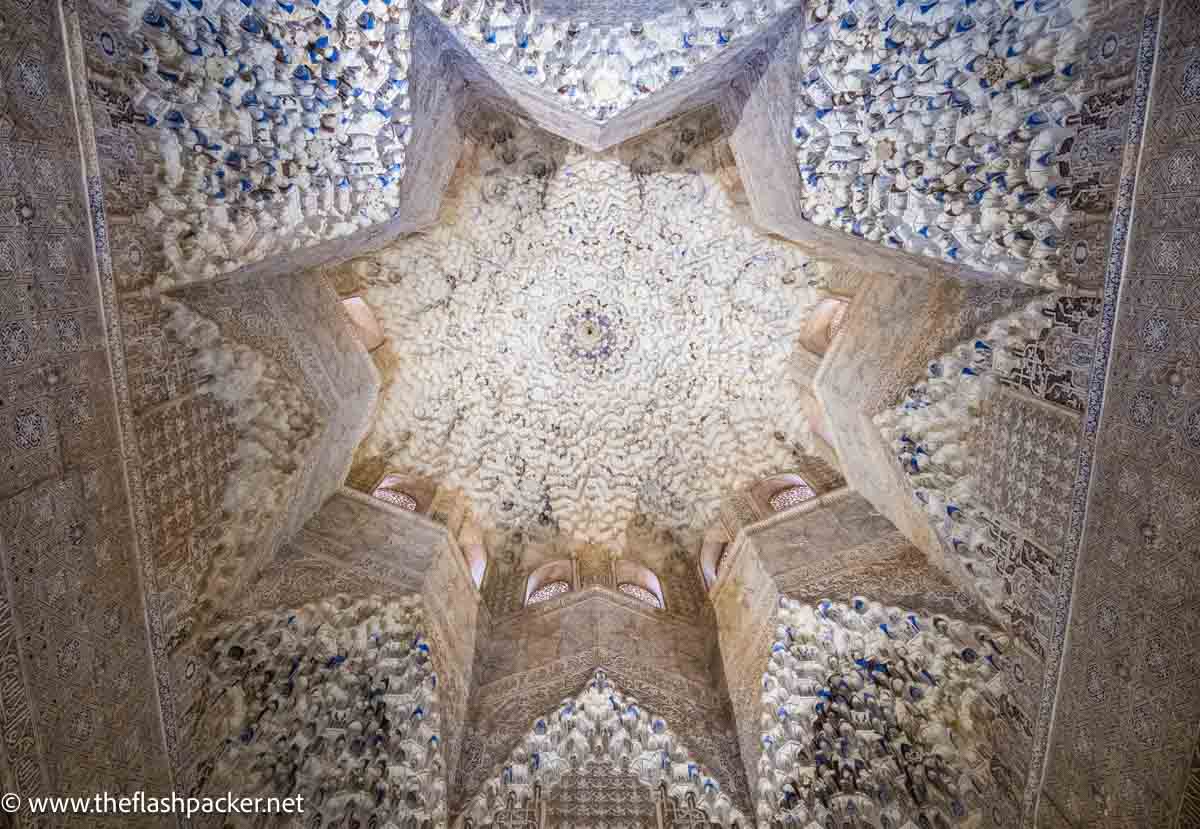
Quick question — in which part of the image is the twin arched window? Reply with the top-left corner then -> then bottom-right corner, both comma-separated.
524,560 -> 665,609
525,560 -> 574,607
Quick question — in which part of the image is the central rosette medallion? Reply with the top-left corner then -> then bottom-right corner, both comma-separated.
542,292 -> 637,381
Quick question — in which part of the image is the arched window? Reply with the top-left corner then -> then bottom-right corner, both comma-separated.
525,559 -> 574,607
614,560 -> 665,609
372,474 -> 419,511
341,296 -> 386,352
750,473 -> 817,516
527,581 -> 569,605
798,297 -> 849,357
716,545 -> 730,577
769,483 -> 816,512
618,583 -> 662,608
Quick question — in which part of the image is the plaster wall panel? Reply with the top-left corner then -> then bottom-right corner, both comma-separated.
0,0 -> 173,812
474,589 -> 714,691
709,530 -> 780,796
1036,0 -> 1200,824
241,488 -> 454,612
420,503 -> 481,794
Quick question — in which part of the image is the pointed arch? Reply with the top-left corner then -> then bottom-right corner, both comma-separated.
464,671 -> 747,827
797,297 -> 850,357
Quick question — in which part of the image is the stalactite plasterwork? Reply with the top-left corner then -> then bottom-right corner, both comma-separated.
464,670 -> 746,827
792,0 -> 1088,286
130,0 -> 414,284
190,595 -> 447,827
422,0 -> 801,122
757,598 -> 1015,829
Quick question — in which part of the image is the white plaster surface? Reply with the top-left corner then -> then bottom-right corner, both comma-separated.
423,0 -> 799,122
132,0 -> 415,283
355,149 -> 820,550
792,0 -> 1088,285
759,597 -> 1014,827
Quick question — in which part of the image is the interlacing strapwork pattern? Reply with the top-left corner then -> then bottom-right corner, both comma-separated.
464,670 -> 746,827
191,596 -> 447,827
162,299 -> 318,637
874,293 -> 1064,613
793,0 -> 1088,286
758,598 -> 1014,828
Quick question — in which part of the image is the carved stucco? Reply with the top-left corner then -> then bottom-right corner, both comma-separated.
0,0 -> 1196,823
351,114 -> 820,553
190,596 -> 449,826
0,0 -> 174,817
744,489 -> 986,621
463,670 -> 747,826
459,589 -> 747,815
1036,0 -> 1200,824
758,598 -> 1020,828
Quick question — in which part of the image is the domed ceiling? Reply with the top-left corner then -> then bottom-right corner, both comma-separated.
349,123 -> 821,550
